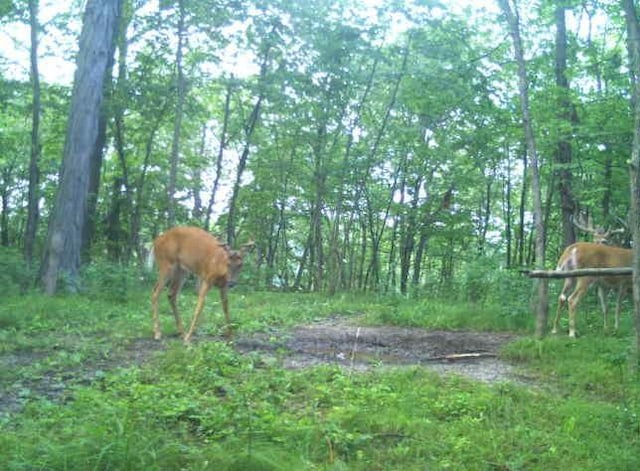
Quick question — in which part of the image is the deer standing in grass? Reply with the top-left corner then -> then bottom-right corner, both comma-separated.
554,218 -> 631,337
149,226 -> 254,343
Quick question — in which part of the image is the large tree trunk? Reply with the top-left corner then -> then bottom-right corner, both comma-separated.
499,0 -> 548,338
622,0 -> 640,372
24,0 -> 41,267
40,0 -> 121,294
554,5 -> 577,248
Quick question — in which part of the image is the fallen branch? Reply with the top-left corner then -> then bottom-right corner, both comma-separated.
525,267 -> 632,279
425,352 -> 496,362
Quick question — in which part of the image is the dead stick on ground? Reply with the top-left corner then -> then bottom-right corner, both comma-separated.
425,352 -> 497,362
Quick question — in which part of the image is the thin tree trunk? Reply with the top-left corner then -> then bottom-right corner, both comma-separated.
400,175 -> 421,294
499,0 -> 548,338
110,5 -> 133,260
130,107 -> 168,263
205,79 -> 232,229
504,143 -> 513,267
226,52 -> 269,245
517,146 -> 528,266
328,48 -> 380,294
0,166 -> 14,246
191,125 -> 205,221
167,0 -> 186,227
362,39 -> 409,290
24,0 -> 41,267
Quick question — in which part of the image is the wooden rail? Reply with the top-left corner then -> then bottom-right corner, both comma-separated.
525,267 -> 633,279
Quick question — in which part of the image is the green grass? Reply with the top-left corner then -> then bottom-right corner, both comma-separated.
1,287 -> 639,470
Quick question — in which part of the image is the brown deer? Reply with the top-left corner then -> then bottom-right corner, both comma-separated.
149,226 -> 254,343
553,241 -> 632,337
563,216 -> 629,331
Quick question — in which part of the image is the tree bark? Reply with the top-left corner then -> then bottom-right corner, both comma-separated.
40,0 -> 121,293
205,78 -> 232,229
499,0 -> 548,338
167,0 -> 186,227
24,0 -> 41,267
554,4 -> 577,248
527,267 -> 632,278
622,0 -> 640,372
226,50 -> 269,245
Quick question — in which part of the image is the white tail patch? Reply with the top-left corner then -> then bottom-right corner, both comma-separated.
146,246 -> 156,270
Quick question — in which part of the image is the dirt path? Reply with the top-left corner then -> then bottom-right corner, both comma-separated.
1,317 -> 521,417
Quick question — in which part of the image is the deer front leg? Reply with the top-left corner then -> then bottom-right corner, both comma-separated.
614,287 -> 626,331
219,286 -> 232,339
552,278 -> 572,334
183,280 -> 211,343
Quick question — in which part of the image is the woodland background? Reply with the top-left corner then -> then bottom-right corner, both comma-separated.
0,0 -> 638,308
5,2 -> 640,468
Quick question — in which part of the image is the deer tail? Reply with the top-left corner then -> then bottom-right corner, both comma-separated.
146,245 -> 156,270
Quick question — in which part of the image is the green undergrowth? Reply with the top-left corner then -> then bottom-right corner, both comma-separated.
2,341 -> 639,470
1,289 -> 640,469
503,334 -> 638,401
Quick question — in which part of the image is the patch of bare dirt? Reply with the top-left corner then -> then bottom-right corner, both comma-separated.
1,317 -> 522,417
235,317 -> 521,383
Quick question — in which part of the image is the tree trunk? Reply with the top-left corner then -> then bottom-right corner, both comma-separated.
167,0 -> 186,227
499,0 -> 548,338
0,166 -> 14,246
130,107 -> 167,264
40,0 -> 121,294
504,143 -> 513,267
110,5 -> 133,261
554,4 -> 577,248
82,77 -> 112,263
226,56 -> 268,245
516,146 -> 528,266
205,78 -> 232,229
622,0 -> 640,372
24,0 -> 41,267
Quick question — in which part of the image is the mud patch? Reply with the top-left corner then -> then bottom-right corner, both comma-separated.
236,317 -> 521,383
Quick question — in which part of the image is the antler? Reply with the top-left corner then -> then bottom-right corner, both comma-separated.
571,214 -> 623,244
240,240 -> 256,254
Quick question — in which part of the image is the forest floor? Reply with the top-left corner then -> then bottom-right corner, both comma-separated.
1,316 -> 523,417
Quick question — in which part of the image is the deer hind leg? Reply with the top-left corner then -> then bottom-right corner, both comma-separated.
553,278 -> 573,334
597,285 -> 609,332
614,286 -> 626,331
168,268 -> 187,337
219,285 -> 232,339
567,279 -> 591,338
151,272 -> 169,340
183,280 -> 211,343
